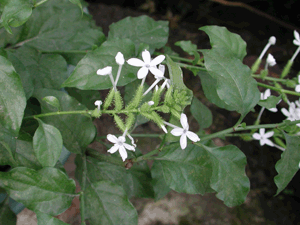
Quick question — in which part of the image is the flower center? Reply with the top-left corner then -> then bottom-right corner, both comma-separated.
145,64 -> 150,68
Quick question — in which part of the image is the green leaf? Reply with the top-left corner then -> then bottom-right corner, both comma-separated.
65,87 -> 101,110
84,181 -> 138,225
199,26 -> 247,60
151,160 -> 171,201
201,48 -> 260,117
155,143 -> 212,194
36,210 -> 69,225
62,39 -> 137,90
68,0 -> 82,13
203,144 -> 250,207
7,46 -> 68,99
33,118 -> 63,167
0,0 -> 33,34
42,96 -> 61,111
108,15 -> 169,52
0,55 -> 26,136
0,167 -> 76,216
0,128 -> 17,167
274,133 -> 300,195
15,140 -> 42,170
198,70 -> 235,111
0,197 -> 17,225
258,95 -> 281,110
75,151 -> 154,198
33,88 -> 96,154
165,55 -> 193,106
190,97 -> 213,129
175,40 -> 197,55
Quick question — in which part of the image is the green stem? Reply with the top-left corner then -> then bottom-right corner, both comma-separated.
233,116 -> 244,128
257,82 -> 300,97
34,0 -> 49,7
199,120 -> 300,142
175,62 -> 206,71
133,148 -> 161,163
80,154 -> 87,225
24,110 -> 91,119
252,74 -> 288,83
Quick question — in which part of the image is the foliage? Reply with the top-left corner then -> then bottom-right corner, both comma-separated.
0,0 -> 300,224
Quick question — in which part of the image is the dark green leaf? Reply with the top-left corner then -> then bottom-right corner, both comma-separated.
203,144 -> 250,207
199,26 -> 247,60
84,181 -> 138,225
274,133 -> 300,195
190,97 -> 213,129
7,46 -> 68,99
0,0 -> 33,34
258,95 -> 281,109
151,160 -> 171,201
65,88 -> 101,110
15,139 -> 42,170
108,15 -> 169,52
36,210 -> 69,225
62,39 -> 137,90
33,118 -> 63,167
75,151 -> 154,198
68,0 -> 82,13
0,55 -> 26,136
155,143 -> 212,194
0,128 -> 17,167
0,167 -> 76,216
201,48 -> 260,116
175,40 -> 197,55
198,70 -> 235,111
18,0 -> 104,54
33,88 -> 96,154
0,197 -> 17,225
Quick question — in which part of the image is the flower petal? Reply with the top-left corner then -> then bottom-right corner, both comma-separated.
171,128 -> 184,136
296,85 -> 300,93
264,131 -> 274,138
252,133 -> 261,140
180,134 -> 187,149
281,108 -> 290,117
268,107 -> 278,112
115,52 -> 125,65
149,67 -> 163,78
123,143 -> 135,151
97,66 -> 112,75
294,30 -> 300,42
186,131 -> 200,142
118,146 -> 128,161
264,89 -> 271,98
180,113 -> 189,130
127,58 -> 145,67
142,50 -> 151,64
107,145 -> 119,154
107,134 -> 118,144
263,138 -> 274,147
259,128 -> 265,136
150,55 -> 165,66
137,67 -> 149,79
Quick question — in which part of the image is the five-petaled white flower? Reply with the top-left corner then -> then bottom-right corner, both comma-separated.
252,128 -> 274,147
107,134 -> 135,161
127,49 -> 165,79
170,113 -> 200,150
281,102 -> 300,126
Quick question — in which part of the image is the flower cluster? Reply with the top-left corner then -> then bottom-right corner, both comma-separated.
95,50 -> 200,161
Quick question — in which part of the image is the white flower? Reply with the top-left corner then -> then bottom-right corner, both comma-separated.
295,75 -> 300,92
127,49 -> 165,79
266,54 -> 276,67
170,113 -> 200,149
252,128 -> 274,147
281,102 -> 300,126
293,30 -> 300,46
115,52 -> 125,65
94,100 -> 102,110
260,89 -> 278,112
107,134 -> 135,161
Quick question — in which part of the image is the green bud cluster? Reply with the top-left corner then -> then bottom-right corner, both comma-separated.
281,60 -> 293,78
103,88 -> 115,110
114,90 -> 123,111
126,85 -> 144,110
114,114 -> 125,131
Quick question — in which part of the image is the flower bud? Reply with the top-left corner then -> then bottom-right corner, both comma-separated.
115,52 -> 125,65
